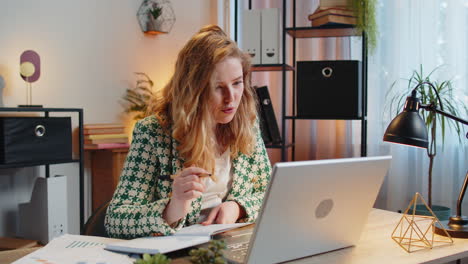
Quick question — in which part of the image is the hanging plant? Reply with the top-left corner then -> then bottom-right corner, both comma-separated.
137,0 -> 176,34
349,0 -> 378,54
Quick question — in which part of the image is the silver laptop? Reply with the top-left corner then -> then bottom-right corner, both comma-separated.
222,156 -> 391,264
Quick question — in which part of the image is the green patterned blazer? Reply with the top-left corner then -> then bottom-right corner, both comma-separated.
104,115 -> 272,239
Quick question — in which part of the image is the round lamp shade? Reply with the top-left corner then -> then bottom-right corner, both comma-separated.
20,50 -> 40,82
383,111 -> 429,148
20,62 -> 35,78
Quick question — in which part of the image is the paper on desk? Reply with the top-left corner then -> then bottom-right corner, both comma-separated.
105,223 -> 250,255
174,223 -> 250,236
106,235 -> 210,255
13,234 -> 135,264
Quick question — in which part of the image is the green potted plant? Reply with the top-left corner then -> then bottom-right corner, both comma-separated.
387,65 -> 468,220
133,240 -> 228,264
134,253 -> 171,264
188,240 -> 227,264
122,72 -> 154,120
317,0 -> 378,53
148,1 -> 162,21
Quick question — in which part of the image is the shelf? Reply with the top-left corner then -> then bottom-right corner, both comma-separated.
0,106 -> 86,230
252,64 -> 294,72
265,143 -> 294,149
0,107 -> 83,112
286,26 -> 360,38
0,159 -> 80,169
285,116 -> 363,120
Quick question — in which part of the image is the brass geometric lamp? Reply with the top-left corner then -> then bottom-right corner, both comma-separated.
383,81 -> 468,238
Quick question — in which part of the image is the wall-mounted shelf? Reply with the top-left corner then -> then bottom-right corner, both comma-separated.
0,159 -> 80,169
252,64 -> 295,72
285,116 -> 363,120
286,25 -> 360,38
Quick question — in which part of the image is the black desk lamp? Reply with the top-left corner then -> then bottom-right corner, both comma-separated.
383,81 -> 468,238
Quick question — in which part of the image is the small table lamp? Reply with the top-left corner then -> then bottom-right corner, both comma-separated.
383,81 -> 468,238
19,50 -> 42,108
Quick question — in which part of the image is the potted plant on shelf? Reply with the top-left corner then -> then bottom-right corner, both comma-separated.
122,72 -> 154,120
387,65 -> 468,220
315,0 -> 378,53
137,0 -> 176,34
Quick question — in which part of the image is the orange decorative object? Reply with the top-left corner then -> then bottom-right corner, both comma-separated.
391,192 -> 453,253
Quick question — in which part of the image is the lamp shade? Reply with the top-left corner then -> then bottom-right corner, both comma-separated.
383,110 -> 429,148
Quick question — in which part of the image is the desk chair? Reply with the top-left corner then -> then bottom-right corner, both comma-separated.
83,201 -> 110,237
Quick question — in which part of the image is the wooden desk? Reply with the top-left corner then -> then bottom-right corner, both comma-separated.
281,209 -> 468,264
5,209 -> 468,263
169,209 -> 468,264
89,148 -> 128,211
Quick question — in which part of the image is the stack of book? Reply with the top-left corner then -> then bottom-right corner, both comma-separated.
84,123 -> 130,150
308,7 -> 356,27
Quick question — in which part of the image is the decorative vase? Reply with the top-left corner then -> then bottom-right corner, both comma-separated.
415,204 -> 451,221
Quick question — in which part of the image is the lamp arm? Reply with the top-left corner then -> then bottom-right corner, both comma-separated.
412,81 -> 445,111
455,172 -> 468,218
420,103 -> 468,126
420,103 -> 468,217
420,101 -> 468,218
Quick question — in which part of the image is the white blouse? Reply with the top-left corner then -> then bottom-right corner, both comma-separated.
198,148 -> 232,222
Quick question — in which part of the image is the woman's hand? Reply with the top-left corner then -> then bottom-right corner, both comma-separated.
201,201 -> 246,225
163,166 -> 208,225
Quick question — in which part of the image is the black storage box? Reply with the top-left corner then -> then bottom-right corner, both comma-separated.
296,60 -> 362,119
0,117 -> 72,164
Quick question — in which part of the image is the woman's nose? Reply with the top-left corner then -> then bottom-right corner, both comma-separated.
224,86 -> 234,102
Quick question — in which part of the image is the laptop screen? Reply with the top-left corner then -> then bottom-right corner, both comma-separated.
244,156 -> 391,264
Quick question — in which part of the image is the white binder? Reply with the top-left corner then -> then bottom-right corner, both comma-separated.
241,9 -> 261,65
261,8 -> 282,64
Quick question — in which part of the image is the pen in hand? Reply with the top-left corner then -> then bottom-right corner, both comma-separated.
170,173 -> 212,180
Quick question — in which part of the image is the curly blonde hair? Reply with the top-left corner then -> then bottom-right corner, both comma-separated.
147,25 -> 257,173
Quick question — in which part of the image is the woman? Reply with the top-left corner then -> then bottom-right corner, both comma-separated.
105,25 -> 271,239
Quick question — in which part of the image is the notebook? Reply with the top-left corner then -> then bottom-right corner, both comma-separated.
104,223 -> 250,255
224,155 -> 392,264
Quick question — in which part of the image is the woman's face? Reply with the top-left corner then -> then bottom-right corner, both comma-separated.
210,57 -> 244,124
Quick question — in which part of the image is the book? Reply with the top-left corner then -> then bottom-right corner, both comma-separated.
85,133 -> 128,140
255,86 -> 281,144
84,137 -> 128,144
318,0 -> 349,9
105,223 -> 250,255
308,7 -> 355,21
84,143 -> 130,150
84,127 -> 125,135
311,14 -> 357,27
84,123 -> 125,129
